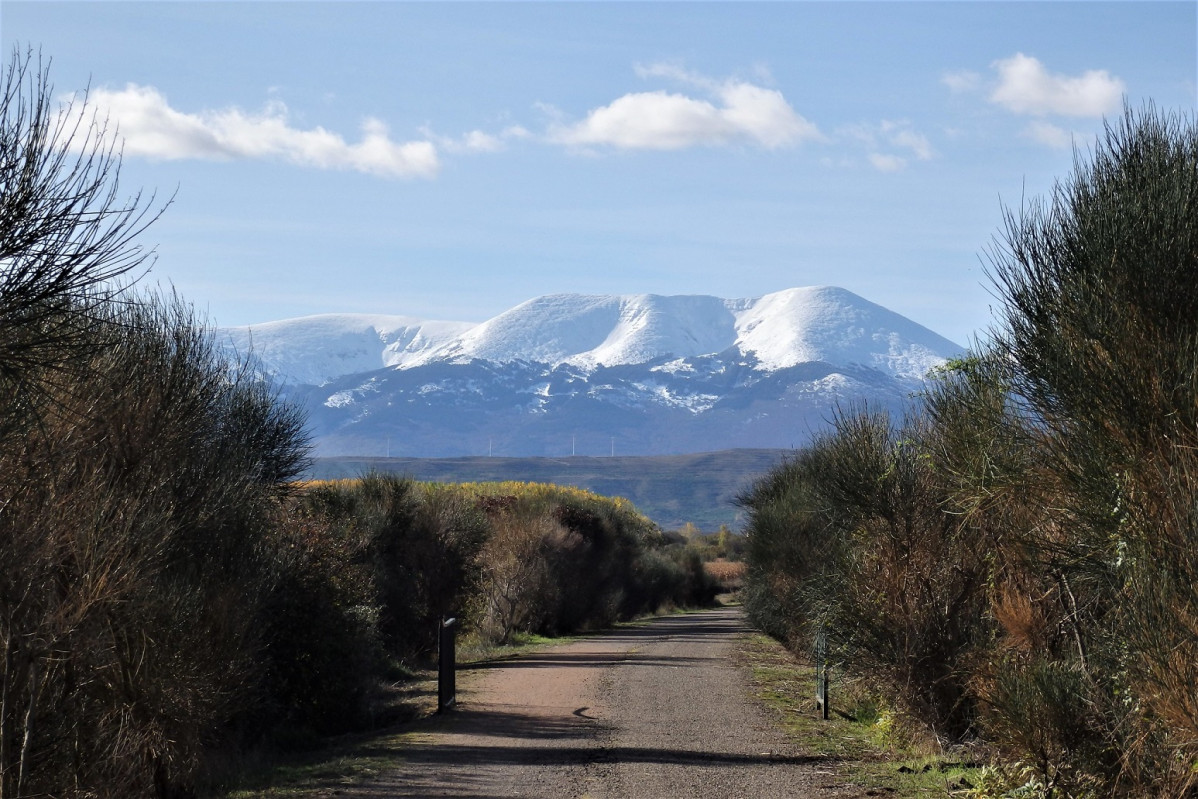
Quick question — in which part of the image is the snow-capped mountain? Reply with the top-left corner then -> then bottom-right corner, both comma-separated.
220,287 -> 964,457
222,313 -> 473,386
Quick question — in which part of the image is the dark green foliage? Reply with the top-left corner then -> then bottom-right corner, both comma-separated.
742,404 -> 993,741
739,450 -> 834,645
744,105 -> 1198,795
0,295 -> 310,797
300,474 -> 488,663
253,507 -> 381,740
547,498 -> 649,633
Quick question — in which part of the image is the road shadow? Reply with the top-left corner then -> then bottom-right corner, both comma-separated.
461,609 -> 752,673
458,651 -> 712,671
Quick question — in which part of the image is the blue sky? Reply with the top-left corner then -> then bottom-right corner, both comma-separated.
3,2 -> 1195,346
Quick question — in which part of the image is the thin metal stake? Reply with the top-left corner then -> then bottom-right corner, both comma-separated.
815,626 -> 829,720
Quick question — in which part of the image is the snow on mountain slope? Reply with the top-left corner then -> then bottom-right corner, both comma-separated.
731,286 -> 959,379
221,313 -> 473,386
239,288 -> 968,458
420,287 -> 959,378
223,287 -> 963,387
429,293 -> 740,369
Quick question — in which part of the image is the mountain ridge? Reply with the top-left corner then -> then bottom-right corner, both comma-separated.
223,286 -> 960,386
220,287 -> 965,458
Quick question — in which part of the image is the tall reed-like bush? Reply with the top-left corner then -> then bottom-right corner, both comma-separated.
982,104 -> 1198,795
744,105 -> 1198,796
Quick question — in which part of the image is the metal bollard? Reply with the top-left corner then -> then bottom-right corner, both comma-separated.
814,625 -> 829,720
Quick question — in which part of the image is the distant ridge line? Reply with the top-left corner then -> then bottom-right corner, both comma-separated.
306,448 -> 793,531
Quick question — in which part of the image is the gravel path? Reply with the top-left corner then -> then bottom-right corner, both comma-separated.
343,607 -> 852,798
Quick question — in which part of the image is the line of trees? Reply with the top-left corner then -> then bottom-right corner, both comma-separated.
741,105 -> 1198,796
0,49 -> 715,797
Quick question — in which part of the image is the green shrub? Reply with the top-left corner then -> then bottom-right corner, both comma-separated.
984,104 -> 1198,794
299,474 -> 488,663
252,506 -> 382,740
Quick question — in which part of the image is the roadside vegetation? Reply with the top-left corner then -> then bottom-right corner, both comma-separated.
741,105 -> 1198,797
738,632 -> 986,796
11,39 -> 1194,799
0,49 -> 716,798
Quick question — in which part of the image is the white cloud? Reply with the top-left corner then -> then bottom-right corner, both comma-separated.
461,130 -> 503,153
548,65 -> 820,151
80,84 -> 440,178
880,120 -> 933,160
989,53 -> 1124,117
868,153 -> 907,172
419,125 -> 516,154
941,70 -> 982,93
844,119 -> 933,171
1023,120 -> 1075,149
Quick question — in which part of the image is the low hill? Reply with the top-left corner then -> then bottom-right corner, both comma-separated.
307,448 -> 792,531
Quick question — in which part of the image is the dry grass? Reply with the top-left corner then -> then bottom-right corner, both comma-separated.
704,559 -> 747,589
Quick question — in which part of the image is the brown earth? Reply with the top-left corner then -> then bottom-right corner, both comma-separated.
329,607 -> 858,798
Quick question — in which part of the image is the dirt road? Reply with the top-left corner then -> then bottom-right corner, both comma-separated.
343,607 -> 853,798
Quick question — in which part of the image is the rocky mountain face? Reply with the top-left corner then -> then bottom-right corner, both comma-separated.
221,287 -> 964,458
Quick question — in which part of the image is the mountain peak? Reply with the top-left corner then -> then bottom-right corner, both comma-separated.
221,312 -> 474,386
220,286 -> 962,386
219,287 -> 966,457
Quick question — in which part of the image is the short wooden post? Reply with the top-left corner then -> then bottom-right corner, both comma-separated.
438,617 -> 459,713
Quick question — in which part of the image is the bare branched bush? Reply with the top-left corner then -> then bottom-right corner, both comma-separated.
466,484 -> 686,644
0,47 -> 316,796
476,506 -> 567,643
0,47 -> 165,439
0,295 -> 309,797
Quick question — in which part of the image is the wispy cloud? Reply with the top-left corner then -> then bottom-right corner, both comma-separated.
546,65 -> 820,151
1022,120 -> 1076,149
989,53 -> 1124,117
844,119 -> 934,172
882,120 -> 933,161
419,125 -> 529,155
868,153 -> 908,173
79,84 -> 440,178
941,70 -> 982,93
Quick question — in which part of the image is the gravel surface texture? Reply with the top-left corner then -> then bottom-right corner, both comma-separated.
338,606 -> 856,798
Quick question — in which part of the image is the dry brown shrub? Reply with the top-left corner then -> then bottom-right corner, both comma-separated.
703,559 -> 747,589
477,510 -> 572,643
991,583 -> 1052,656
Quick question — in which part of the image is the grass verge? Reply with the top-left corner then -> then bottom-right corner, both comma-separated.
735,632 -> 985,797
